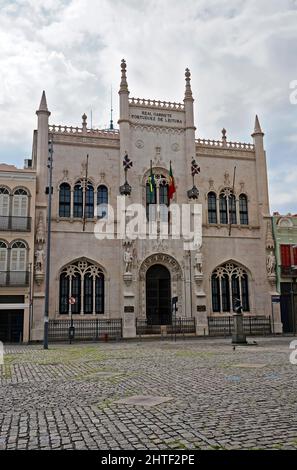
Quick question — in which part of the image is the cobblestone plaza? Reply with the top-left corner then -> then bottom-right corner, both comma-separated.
0,337 -> 296,450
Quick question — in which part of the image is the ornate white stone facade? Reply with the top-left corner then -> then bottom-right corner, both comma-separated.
29,61 -> 282,340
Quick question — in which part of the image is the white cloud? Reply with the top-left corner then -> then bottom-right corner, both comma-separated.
0,0 -> 296,213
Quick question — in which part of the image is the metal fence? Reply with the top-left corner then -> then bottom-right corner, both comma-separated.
136,318 -> 196,336
48,318 -> 122,342
208,316 -> 272,336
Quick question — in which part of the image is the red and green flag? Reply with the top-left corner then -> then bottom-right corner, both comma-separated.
168,161 -> 176,200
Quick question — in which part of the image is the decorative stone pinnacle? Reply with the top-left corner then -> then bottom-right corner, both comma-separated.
184,67 -> 193,100
252,114 -> 264,137
185,68 -> 191,82
222,128 -> 227,145
120,59 -> 129,92
36,90 -> 50,116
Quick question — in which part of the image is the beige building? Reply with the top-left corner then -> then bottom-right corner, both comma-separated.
27,60 -> 282,341
0,163 -> 36,343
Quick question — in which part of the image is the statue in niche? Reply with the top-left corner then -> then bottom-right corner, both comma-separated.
194,245 -> 203,275
266,251 -> 276,276
124,246 -> 133,273
35,247 -> 44,273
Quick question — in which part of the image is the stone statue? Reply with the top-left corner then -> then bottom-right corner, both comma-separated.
194,245 -> 203,275
266,251 -> 276,276
124,247 -> 133,273
35,248 -> 44,272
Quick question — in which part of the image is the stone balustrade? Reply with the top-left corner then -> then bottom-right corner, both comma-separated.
196,138 -> 254,151
129,97 -> 184,110
48,125 -> 119,137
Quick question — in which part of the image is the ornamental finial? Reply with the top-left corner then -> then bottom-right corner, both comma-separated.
120,59 -> 129,92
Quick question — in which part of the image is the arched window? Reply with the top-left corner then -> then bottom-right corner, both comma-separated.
85,182 -> 94,218
0,187 -> 9,216
211,262 -> 250,313
219,189 -> 237,225
239,194 -> 249,225
73,182 -> 83,218
0,241 -> 8,285
10,241 -> 27,285
97,185 -> 108,219
59,183 -> 71,217
12,189 -> 28,217
146,173 -> 168,222
73,181 -> 94,219
208,192 -> 217,224
59,260 -> 105,314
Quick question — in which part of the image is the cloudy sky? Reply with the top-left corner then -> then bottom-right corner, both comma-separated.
0,0 -> 297,213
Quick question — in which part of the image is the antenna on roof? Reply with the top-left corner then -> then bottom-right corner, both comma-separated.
110,85 -> 114,130
90,109 -> 93,129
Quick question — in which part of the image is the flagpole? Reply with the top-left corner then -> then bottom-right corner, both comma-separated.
82,154 -> 89,232
228,166 -> 236,237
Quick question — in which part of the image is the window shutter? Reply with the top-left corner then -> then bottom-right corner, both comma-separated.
280,244 -> 291,267
0,248 -> 7,270
11,249 -> 18,271
20,195 -> 28,216
0,194 -> 9,216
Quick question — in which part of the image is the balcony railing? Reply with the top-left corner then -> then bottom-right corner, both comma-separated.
0,216 -> 31,231
0,271 -> 29,287
281,266 -> 297,277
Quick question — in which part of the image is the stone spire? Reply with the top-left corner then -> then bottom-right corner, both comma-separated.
184,68 -> 193,100
119,59 -> 129,93
252,114 -> 264,136
37,90 -> 50,115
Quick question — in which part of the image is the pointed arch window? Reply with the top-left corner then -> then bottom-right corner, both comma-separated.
208,192 -> 217,224
59,183 -> 71,217
85,182 -> 94,218
59,260 -> 105,315
219,189 -> 237,225
146,174 -> 169,222
97,185 -> 108,219
73,182 -> 83,218
239,194 -> 249,225
211,262 -> 250,313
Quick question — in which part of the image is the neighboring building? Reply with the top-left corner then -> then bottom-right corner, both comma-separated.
272,213 -> 297,333
24,60 -> 283,341
0,163 -> 36,342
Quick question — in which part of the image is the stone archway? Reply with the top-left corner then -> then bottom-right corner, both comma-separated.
138,253 -> 183,318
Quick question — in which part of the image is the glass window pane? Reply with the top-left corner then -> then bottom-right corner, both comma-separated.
95,275 -> 104,313
211,275 -> 220,312
208,192 -> 217,224
73,184 -> 83,218
59,273 -> 69,314
84,274 -> 93,313
219,195 -> 228,224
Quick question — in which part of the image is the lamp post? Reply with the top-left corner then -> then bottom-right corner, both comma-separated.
43,136 -> 53,350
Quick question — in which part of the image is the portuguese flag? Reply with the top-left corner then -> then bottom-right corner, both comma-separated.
168,161 -> 176,200
148,160 -> 156,203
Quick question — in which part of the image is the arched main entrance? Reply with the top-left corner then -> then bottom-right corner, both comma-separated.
146,264 -> 171,325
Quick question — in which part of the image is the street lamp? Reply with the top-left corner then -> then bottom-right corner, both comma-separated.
43,136 -> 53,349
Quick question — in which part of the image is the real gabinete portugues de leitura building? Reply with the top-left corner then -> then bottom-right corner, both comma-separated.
0,60 -> 283,342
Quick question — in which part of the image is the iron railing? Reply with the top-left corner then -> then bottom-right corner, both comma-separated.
0,216 -> 31,231
0,271 -> 29,287
208,316 -> 271,336
136,318 -> 196,336
48,318 -> 122,342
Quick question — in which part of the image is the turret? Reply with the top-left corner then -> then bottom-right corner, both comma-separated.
36,91 -> 50,198
251,115 -> 270,215
183,69 -> 196,195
